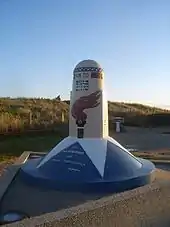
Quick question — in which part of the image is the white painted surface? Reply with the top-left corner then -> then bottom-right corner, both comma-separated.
102,90 -> 109,137
75,59 -> 102,69
79,138 -> 107,177
37,136 -> 139,176
38,60 -> 136,175
38,136 -> 108,175
69,59 -> 108,138
37,137 -> 77,167
69,91 -> 73,136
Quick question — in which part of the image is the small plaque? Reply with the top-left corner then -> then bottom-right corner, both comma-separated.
77,128 -> 84,138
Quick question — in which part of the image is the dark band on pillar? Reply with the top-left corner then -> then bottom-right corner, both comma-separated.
76,120 -> 86,138
77,128 -> 84,138
74,67 -> 103,73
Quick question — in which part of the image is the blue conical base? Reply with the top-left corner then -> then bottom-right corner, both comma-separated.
20,136 -> 155,193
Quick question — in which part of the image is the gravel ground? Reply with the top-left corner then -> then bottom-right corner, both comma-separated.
155,164 -> 170,171
0,159 -> 16,176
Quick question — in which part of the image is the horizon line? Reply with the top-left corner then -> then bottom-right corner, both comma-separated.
0,96 -> 169,110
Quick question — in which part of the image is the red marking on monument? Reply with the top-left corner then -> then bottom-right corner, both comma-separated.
71,90 -> 101,122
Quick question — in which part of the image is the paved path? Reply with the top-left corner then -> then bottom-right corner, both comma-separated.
112,127 -> 170,151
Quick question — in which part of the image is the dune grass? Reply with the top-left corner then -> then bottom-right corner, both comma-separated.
0,133 -> 62,162
132,151 -> 170,160
1,133 -> 170,163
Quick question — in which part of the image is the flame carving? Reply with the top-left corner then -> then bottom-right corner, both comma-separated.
71,90 -> 101,122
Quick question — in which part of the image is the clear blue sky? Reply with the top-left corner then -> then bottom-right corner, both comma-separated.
0,0 -> 170,108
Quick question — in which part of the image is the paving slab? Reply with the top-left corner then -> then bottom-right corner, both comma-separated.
0,151 -> 170,226
2,169 -> 170,227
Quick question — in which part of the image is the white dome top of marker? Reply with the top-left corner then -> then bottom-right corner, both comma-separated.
74,59 -> 102,69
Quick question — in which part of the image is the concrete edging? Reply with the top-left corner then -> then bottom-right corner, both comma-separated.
4,174 -> 170,227
1,152 -> 170,227
0,151 -> 32,204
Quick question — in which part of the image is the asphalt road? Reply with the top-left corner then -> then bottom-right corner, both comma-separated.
112,127 -> 170,151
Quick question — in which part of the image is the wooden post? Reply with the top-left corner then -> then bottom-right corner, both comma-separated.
61,111 -> 65,123
29,111 -> 32,126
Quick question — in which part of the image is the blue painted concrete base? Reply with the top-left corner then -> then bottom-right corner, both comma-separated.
20,137 -> 155,193
20,159 -> 155,193
20,160 -> 155,193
